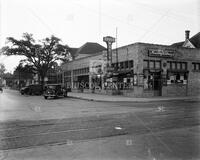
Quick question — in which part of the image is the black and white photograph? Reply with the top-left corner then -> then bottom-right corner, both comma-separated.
0,0 -> 200,159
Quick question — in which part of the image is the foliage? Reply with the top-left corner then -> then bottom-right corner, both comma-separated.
1,33 -> 69,85
13,63 -> 35,80
0,63 -> 6,77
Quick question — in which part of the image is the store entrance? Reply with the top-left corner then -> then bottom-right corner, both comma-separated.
149,71 -> 162,96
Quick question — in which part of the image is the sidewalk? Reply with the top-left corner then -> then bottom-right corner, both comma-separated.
68,92 -> 200,102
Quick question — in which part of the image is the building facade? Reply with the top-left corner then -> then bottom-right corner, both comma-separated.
61,33 -> 200,97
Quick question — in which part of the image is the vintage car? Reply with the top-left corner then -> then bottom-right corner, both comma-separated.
20,84 -> 43,95
43,84 -> 67,99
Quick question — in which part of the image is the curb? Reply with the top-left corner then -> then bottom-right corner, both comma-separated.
68,95 -> 200,103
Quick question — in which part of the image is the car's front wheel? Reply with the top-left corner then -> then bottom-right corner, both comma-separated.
44,96 -> 48,99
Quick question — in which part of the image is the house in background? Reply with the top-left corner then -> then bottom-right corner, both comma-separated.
68,42 -> 106,60
171,30 -> 200,49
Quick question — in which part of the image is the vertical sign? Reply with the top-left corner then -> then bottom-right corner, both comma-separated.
103,36 -> 115,69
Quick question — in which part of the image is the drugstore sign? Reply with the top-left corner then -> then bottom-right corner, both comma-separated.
148,49 -> 174,58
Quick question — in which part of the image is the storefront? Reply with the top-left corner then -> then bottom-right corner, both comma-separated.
61,42 -> 200,97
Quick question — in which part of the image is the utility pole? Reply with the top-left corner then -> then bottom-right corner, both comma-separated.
116,27 -> 118,71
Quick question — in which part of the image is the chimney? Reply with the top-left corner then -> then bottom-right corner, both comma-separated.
185,30 -> 190,40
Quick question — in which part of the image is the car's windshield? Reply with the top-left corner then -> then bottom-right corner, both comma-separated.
48,86 -> 56,89
47,85 -> 61,89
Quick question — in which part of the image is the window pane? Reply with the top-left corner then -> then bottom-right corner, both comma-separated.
172,62 -> 176,69
167,62 -> 171,69
149,61 -> 154,68
177,63 -> 181,70
155,61 -> 161,69
198,64 -> 200,70
143,60 -> 148,68
120,62 -> 124,69
182,63 -> 186,70
125,61 -> 128,68
192,64 -> 195,70
129,60 -> 133,68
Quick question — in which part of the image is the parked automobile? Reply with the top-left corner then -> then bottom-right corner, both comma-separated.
20,84 -> 43,95
43,84 -> 67,99
0,87 -> 3,92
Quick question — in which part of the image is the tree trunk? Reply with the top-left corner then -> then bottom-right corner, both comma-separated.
39,72 -> 46,89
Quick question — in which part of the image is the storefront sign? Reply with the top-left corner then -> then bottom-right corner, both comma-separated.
103,36 -> 115,43
103,36 -> 115,68
148,49 -> 174,58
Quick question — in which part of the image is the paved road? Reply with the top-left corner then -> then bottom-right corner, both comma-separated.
0,89 -> 200,159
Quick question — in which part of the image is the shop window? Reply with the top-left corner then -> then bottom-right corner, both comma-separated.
111,63 -> 115,68
143,70 -> 153,90
129,60 -> 133,68
167,72 -> 187,84
125,61 -> 129,68
120,62 -> 124,69
86,67 -> 89,73
83,68 -> 86,74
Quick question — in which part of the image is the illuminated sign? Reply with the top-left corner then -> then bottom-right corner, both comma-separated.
148,49 -> 174,58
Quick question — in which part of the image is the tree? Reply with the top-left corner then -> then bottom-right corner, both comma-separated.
3,72 -> 14,87
13,63 -> 35,80
13,63 -> 35,89
0,63 -> 6,86
1,33 -> 69,86
0,63 -> 6,77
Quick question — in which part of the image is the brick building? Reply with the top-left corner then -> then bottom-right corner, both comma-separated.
61,31 -> 200,97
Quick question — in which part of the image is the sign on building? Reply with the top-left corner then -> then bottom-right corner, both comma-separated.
103,36 -> 115,67
148,49 -> 175,58
89,60 -> 106,75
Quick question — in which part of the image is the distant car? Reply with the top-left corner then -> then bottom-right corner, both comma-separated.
20,84 -> 43,95
43,84 -> 67,99
20,86 -> 29,95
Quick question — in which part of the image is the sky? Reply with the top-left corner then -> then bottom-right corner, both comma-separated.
0,0 -> 199,73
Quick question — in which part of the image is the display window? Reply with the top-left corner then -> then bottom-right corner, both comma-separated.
143,71 -> 153,90
167,72 -> 187,84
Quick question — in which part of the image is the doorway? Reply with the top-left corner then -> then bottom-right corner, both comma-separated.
149,71 -> 162,96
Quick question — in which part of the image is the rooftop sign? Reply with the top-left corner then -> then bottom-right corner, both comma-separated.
103,36 -> 115,43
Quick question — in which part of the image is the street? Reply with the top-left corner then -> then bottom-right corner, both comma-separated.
0,89 -> 200,160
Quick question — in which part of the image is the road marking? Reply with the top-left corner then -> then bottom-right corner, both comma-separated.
156,106 -> 165,112
115,126 -> 122,130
